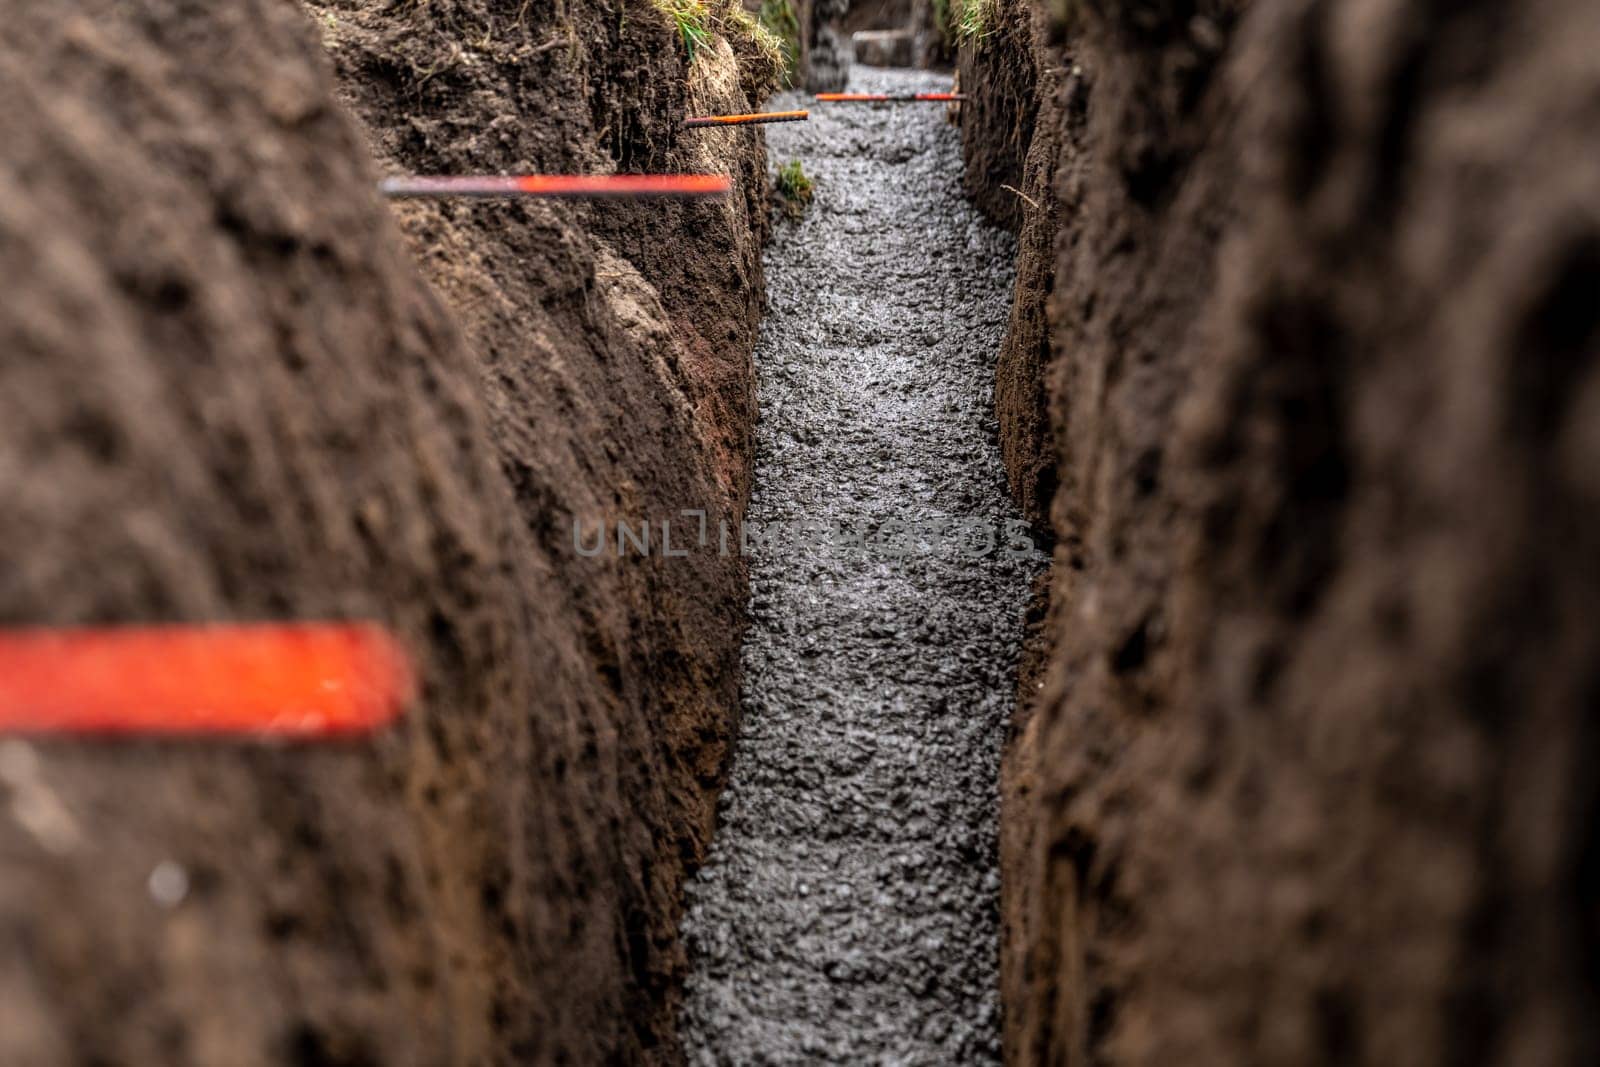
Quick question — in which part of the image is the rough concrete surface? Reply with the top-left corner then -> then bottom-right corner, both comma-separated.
679,69 -> 1038,1064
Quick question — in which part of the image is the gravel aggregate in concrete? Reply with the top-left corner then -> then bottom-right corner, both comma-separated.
679,67 -> 1038,1066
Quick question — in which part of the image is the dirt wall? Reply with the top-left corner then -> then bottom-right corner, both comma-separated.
958,0 -> 1072,529
792,0 -> 852,91
962,0 -> 1600,1063
0,1 -> 772,1063
847,0 -> 953,68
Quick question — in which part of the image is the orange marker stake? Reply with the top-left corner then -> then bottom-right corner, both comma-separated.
379,174 -> 732,199
0,624 -> 415,739
814,92 -> 966,102
684,110 -> 810,128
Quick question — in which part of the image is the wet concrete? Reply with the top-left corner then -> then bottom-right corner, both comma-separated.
678,68 -> 1038,1064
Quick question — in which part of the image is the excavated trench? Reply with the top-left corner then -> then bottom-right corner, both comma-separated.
679,68 -> 1038,1064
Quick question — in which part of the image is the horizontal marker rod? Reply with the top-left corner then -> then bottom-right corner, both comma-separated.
814,92 -> 966,102
0,624 -> 415,739
684,110 -> 810,128
380,174 -> 731,199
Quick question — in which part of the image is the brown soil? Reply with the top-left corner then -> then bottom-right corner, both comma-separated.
959,0 -> 1071,530
0,1 -> 772,1063
846,0 -> 953,67
791,0 -> 852,92
846,0 -> 918,33
963,0 -> 1600,1064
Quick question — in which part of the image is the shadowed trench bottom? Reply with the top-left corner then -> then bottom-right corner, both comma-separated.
677,68 -> 1037,1064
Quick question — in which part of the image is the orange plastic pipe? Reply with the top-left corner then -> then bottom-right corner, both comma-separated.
684,110 -> 810,128
0,624 -> 415,738
379,174 -> 732,199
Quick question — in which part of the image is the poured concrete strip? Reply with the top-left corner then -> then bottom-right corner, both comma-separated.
679,68 -> 1037,1065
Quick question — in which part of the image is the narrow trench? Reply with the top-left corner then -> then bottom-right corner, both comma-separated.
679,68 -> 1038,1064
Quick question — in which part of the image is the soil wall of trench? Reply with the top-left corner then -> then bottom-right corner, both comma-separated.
961,0 -> 1600,1064
0,1 -> 775,1063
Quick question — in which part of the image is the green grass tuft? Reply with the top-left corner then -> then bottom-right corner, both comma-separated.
651,0 -> 713,61
724,4 -> 788,82
651,0 -> 788,89
757,0 -> 801,84
774,159 -> 815,218
953,0 -> 997,44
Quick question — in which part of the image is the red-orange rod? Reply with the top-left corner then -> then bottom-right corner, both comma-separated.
814,92 -> 966,102
0,623 -> 415,739
379,174 -> 732,199
684,109 -> 810,128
